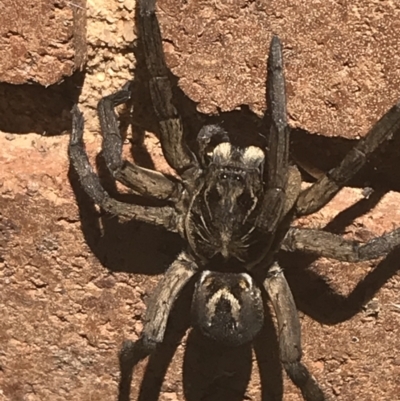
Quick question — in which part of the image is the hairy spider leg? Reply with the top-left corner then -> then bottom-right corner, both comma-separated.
256,36 -> 291,233
138,0 -> 194,173
296,101 -> 400,215
69,105 -> 177,229
97,80 -> 131,173
118,251 -> 198,401
254,36 -> 327,400
282,226 -> 400,262
264,264 -> 326,401
97,81 -> 181,201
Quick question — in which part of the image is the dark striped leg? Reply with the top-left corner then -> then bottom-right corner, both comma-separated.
264,263 -> 327,401
282,226 -> 400,262
296,101 -> 400,216
257,36 -> 290,231
98,82 -> 180,201
69,105 -> 177,229
137,0 -> 195,173
118,251 -> 198,401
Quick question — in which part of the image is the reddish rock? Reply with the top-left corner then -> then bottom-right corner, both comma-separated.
0,0 -> 86,85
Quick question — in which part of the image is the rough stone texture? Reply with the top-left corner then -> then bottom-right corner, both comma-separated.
0,0 -> 87,85
159,0 -> 400,139
1,1 -> 400,401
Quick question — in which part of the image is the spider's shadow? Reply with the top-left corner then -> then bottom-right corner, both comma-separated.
68,7 -> 400,401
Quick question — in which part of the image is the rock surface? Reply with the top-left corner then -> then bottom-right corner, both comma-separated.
1,1 -> 400,401
0,0 -> 86,85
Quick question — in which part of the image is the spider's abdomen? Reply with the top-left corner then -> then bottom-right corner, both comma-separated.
191,270 -> 264,346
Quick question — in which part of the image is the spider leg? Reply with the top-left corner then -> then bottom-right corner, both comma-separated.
296,101 -> 400,216
282,226 -> 400,261
69,105 -> 177,230
263,263 -> 327,401
118,251 -> 198,399
137,0 -> 195,173
196,124 -> 230,166
257,36 -> 290,231
97,81 -> 181,202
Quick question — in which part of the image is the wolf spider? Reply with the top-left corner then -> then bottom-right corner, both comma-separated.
69,0 -> 400,400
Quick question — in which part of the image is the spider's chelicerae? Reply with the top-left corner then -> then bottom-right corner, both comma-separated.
69,0 -> 400,400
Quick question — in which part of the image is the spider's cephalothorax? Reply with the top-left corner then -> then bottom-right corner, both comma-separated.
186,139 -> 267,263
69,0 -> 400,400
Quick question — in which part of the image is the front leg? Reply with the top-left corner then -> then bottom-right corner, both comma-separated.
257,36 -> 290,232
69,106 -> 177,229
118,251 -> 198,400
264,263 -> 327,401
137,0 -> 195,173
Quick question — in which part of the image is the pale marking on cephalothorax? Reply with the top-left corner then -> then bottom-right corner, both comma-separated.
241,272 -> 254,289
242,186 -> 259,225
206,287 -> 241,322
199,214 -> 212,237
240,147 -> 264,224
242,146 -> 265,168
195,224 -> 212,245
199,270 -> 212,285
213,142 -> 232,163
240,225 -> 256,243
220,229 -> 233,258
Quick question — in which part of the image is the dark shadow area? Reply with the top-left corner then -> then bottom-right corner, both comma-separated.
68,163 -> 183,276
322,187 -> 387,235
291,127 -> 400,191
183,331 -> 253,401
0,71 -> 84,135
281,188 -> 400,325
118,281 -> 193,401
282,247 -> 400,325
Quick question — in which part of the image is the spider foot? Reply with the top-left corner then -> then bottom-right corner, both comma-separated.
284,361 -> 328,401
70,105 -> 84,145
120,80 -> 133,93
118,337 -> 158,401
97,80 -> 132,118
119,337 -> 157,367
110,80 -> 133,105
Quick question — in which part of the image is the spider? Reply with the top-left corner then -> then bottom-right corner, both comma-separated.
69,0 -> 400,400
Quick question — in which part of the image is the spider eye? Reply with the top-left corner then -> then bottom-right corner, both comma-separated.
218,172 -> 243,182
